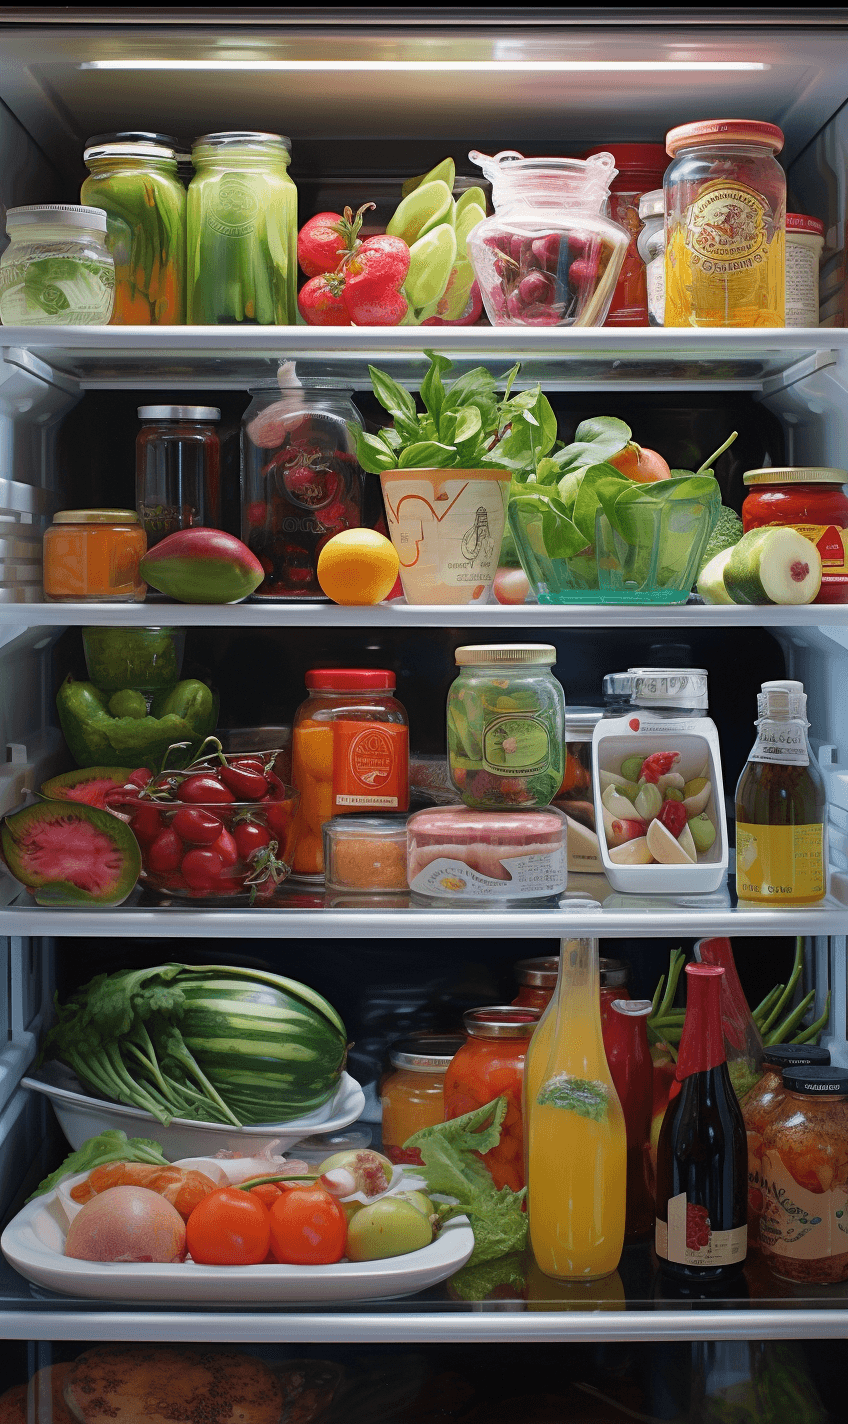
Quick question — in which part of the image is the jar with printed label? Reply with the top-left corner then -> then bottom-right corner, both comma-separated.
785,213 -> 824,327
741,1042 -> 831,1248
664,120 -> 786,327
742,466 -> 848,604
735,679 -> 826,904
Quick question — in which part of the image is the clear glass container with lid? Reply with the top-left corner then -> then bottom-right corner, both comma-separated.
136,405 -> 221,548
43,509 -> 146,602
512,956 -> 559,1012
81,136 -> 185,324
447,643 -> 565,809
603,666 -> 709,718
381,1033 -> 465,1165
444,1006 -> 541,1191
466,150 -> 630,327
742,466 -> 848,604
637,188 -> 665,326
664,119 -> 786,327
741,1043 -> 831,1247
322,814 -> 408,894
187,131 -> 297,325
558,705 -> 604,830
0,205 -> 114,326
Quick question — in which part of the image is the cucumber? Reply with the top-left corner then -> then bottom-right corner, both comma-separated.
723,527 -> 822,606
697,547 -> 735,604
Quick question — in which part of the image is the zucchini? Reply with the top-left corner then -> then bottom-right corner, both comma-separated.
723,527 -> 822,606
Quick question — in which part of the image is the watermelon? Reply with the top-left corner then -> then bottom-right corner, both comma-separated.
40,767 -> 134,811
1,801 -> 141,906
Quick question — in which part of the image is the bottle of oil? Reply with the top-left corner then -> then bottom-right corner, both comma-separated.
735,679 -> 826,904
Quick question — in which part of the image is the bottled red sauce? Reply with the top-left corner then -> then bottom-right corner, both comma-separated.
742,466 -> 848,604
583,144 -> 668,326
443,1006 -> 540,1192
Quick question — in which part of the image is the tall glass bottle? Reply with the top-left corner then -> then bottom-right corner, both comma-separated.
604,998 -> 655,1241
526,935 -> 626,1281
655,964 -> 748,1284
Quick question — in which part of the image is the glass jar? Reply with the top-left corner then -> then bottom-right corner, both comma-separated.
637,189 -> 665,326
664,120 -> 786,327
584,144 -> 668,326
322,814 -> 408,893
466,150 -> 630,327
557,705 -> 604,839
136,405 -> 221,549
740,1043 -> 831,1248
742,466 -> 848,604
0,205 -> 114,326
81,138 -> 185,324
187,132 -> 297,325
241,385 -> 366,599
760,1066 -> 848,1285
512,956 -> 558,1012
444,1006 -> 540,1191
82,625 -> 185,692
381,1034 -> 465,1165
785,213 -> 824,327
446,643 -> 565,809
43,509 -> 146,602
291,669 -> 409,878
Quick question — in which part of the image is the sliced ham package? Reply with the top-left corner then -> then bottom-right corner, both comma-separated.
406,806 -> 567,904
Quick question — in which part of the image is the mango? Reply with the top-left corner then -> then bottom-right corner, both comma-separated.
140,528 -> 263,604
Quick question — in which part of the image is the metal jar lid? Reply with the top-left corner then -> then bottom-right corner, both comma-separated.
600,957 -> 629,988
763,1043 -> 830,1069
563,706 -> 604,739
463,1006 -> 541,1038
6,204 -> 107,233
666,119 -> 784,157
388,1033 -> 465,1071
782,1066 -> 848,1096
138,406 -> 221,422
53,509 -> 139,525
514,956 -> 558,987
84,142 -> 177,165
744,466 -> 847,486
455,644 -> 556,666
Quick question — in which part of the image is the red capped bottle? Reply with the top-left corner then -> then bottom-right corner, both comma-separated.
655,963 -> 748,1284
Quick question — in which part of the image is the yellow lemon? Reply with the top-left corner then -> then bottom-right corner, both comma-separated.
317,529 -> 399,605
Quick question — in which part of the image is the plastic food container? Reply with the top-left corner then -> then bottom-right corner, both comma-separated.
137,406 -> 221,547
583,144 -> 668,326
444,1006 -> 541,1191
82,626 -> 185,692
556,706 -> 604,872
43,509 -> 147,603
742,466 -> 848,604
604,667 -> 710,717
785,213 -> 824,328
512,956 -> 558,1011
322,814 -> 409,893
637,188 -> 665,326
0,204 -> 115,326
407,805 -> 567,905
381,1034 -> 465,1165
379,466 -> 510,606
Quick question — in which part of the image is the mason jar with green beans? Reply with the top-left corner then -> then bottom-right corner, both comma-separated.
81,135 -> 185,324
187,131 -> 297,325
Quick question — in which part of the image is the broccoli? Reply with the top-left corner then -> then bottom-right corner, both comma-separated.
698,505 -> 743,573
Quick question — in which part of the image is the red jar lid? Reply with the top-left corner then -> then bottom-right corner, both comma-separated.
305,669 -> 396,691
463,1006 -> 541,1039
583,143 -> 667,183
787,212 -> 825,237
666,119 -> 784,157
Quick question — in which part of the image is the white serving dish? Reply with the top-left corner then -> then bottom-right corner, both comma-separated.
1,1157 -> 473,1304
22,1061 -> 365,1160
591,714 -> 728,894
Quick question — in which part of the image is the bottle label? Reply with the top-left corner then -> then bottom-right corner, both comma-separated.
408,848 -> 566,901
332,722 -> 408,810
686,181 -> 768,272
760,1148 -> 848,1274
656,1193 -> 747,1268
736,822 -> 825,901
748,718 -> 809,766
482,713 -> 551,777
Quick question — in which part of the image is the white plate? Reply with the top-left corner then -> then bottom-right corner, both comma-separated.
22,1062 -> 365,1160
1,1157 -> 474,1304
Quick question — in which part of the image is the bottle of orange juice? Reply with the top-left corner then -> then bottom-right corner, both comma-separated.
526,935 -> 627,1281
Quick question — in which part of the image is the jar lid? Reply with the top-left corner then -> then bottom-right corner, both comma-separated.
324,814 -> 407,841
583,143 -> 668,174
666,120 -> 784,156
6,204 -> 107,232
782,1066 -> 848,1096
463,1006 -> 541,1039
514,956 -> 559,987
193,130 -> 291,153
305,669 -> 395,691
758,678 -> 807,719
638,188 -> 665,221
786,212 -> 825,237
563,706 -> 604,738
611,998 -> 653,1017
599,957 -> 629,987
86,129 -> 182,148
388,1033 -> 465,1071
53,509 -> 139,525
138,406 -> 221,422
84,142 -> 177,164
744,466 -> 847,486
455,644 -> 556,666
763,1043 -> 830,1069
628,667 -> 709,710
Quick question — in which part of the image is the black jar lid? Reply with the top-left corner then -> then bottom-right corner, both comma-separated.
782,1065 -> 848,1096
763,1043 -> 830,1069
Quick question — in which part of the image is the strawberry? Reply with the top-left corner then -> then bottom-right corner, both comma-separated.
297,203 -> 376,278
341,236 -> 410,326
297,273 -> 351,327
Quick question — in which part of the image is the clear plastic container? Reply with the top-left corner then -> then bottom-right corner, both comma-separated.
584,144 -> 668,326
557,707 -> 605,873
407,804 -> 567,905
465,150 -> 630,327
0,205 -> 114,326
381,1034 -> 465,1165
136,406 -> 221,548
637,188 -> 665,326
322,814 -> 409,893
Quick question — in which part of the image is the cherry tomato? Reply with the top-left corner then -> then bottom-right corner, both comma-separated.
177,775 -> 235,805
147,827 -> 182,872
249,1182 -> 284,1208
129,803 -> 163,843
212,827 -> 239,869
269,1185 -> 347,1265
230,757 -> 267,775
186,1187 -> 270,1266
172,807 -> 223,845
220,765 -> 270,801
234,821 -> 272,861
126,768 -> 153,789
181,847 -> 223,889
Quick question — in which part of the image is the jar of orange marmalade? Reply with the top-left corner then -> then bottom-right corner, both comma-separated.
43,509 -> 147,602
742,467 -> 848,604
444,1006 -> 541,1191
381,1034 -> 464,1166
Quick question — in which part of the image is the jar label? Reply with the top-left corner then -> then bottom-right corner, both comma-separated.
482,713 -> 551,776
748,718 -> 809,765
760,1147 -> 848,1272
735,822 -> 825,901
656,1194 -> 747,1268
332,721 -> 408,810
208,177 -> 260,238
409,849 -> 566,902
686,181 -> 768,271
785,243 -> 820,327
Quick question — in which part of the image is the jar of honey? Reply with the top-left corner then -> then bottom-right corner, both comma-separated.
381,1034 -> 464,1166
444,1006 -> 541,1191
512,956 -> 558,1012
43,509 -> 147,602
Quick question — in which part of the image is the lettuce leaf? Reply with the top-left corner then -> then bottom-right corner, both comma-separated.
27,1129 -> 168,1200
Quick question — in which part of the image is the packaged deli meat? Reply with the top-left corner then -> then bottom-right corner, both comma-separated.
406,805 -> 566,904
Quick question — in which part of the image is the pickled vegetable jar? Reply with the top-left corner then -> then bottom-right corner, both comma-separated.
512,956 -> 558,1012
444,1007 -> 541,1191
381,1034 -> 464,1165
664,120 -> 786,327
740,1043 -> 830,1247
43,510 -> 146,602
81,137 -> 185,324
188,132 -> 297,325
742,466 -> 848,605
0,205 -> 114,326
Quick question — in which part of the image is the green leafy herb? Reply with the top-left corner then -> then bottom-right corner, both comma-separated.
27,1129 -> 168,1201
447,1251 -> 527,1302
537,1074 -> 609,1121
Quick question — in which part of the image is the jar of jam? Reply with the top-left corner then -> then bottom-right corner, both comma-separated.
584,144 -> 668,326
760,1066 -> 848,1285
741,1043 -> 831,1247
43,509 -> 147,602
291,669 -> 409,878
512,956 -> 558,1012
381,1034 -> 464,1166
742,467 -> 848,604
443,1006 -> 540,1191
599,957 -> 630,1029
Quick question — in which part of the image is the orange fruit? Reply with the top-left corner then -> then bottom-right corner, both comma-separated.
317,529 -> 400,605
608,443 -> 671,483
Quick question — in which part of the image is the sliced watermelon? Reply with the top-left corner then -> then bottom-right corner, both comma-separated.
40,767 -> 134,811
0,802 -> 141,906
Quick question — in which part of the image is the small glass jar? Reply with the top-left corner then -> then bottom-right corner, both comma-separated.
664,120 -> 786,327
0,205 -> 114,326
444,1006 -> 541,1191
446,643 -> 565,809
81,138 -> 185,324
760,1066 -> 848,1285
742,466 -> 848,605
740,1043 -> 831,1248
584,144 -> 668,326
637,189 -> 665,326
785,213 -> 824,328
43,509 -> 146,602
187,132 -> 297,325
599,958 -> 631,1028
558,705 -> 604,820
512,956 -> 558,1012
466,150 -> 630,327
291,669 -> 409,878
136,405 -> 221,548
381,1034 -> 465,1165
323,814 -> 408,893
241,385 -> 366,599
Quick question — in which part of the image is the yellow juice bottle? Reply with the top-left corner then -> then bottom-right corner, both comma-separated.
526,936 -> 626,1281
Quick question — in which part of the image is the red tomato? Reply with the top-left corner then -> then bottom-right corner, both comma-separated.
126,768 -> 153,789
147,827 -> 182,872
249,1182 -> 284,1208
220,765 -> 270,801
234,821 -> 272,861
177,775 -> 236,805
172,807 -> 223,845
186,1187 -> 270,1265
269,1185 -> 347,1265
213,827 -> 239,868
130,803 -> 163,844
230,758 -> 267,775
181,847 -> 224,890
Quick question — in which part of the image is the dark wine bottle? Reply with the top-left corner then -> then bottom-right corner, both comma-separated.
655,963 -> 748,1284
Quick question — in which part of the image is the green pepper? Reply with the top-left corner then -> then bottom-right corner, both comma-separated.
56,676 -> 217,772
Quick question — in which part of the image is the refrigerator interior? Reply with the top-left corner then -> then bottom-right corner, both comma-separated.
1,7 -> 848,1404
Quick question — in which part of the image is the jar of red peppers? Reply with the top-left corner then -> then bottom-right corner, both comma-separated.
444,1006 -> 541,1191
742,466 -> 848,605
584,144 -> 668,326
381,1034 -> 465,1166
512,956 -> 558,1013
741,1042 -> 831,1247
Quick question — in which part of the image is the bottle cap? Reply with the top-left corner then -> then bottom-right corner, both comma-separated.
455,644 -> 556,666
462,1006 -> 541,1039
611,998 -> 652,1017
53,509 -> 139,524
786,213 -> 825,237
629,667 -> 709,711
638,188 -> 665,221
782,1065 -> 848,1096
666,119 -> 784,157
6,204 -> 107,233
763,1043 -> 830,1069
305,669 -> 396,691
757,679 -> 807,718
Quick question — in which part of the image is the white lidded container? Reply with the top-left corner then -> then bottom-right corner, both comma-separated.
785,212 -> 824,327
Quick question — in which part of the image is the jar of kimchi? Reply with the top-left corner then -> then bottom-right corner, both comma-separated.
443,1006 -> 540,1191
760,1065 -> 848,1285
381,1033 -> 464,1166
512,956 -> 558,1012
741,1042 -> 830,1248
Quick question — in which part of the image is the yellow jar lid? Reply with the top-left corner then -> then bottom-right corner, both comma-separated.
53,509 -> 140,524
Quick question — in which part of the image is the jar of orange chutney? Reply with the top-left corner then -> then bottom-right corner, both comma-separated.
43,508 -> 147,602
291,668 -> 409,877
381,1033 -> 465,1165
444,1006 -> 541,1191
